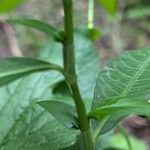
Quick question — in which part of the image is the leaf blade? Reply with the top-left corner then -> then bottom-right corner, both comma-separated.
90,97 -> 150,120
92,48 -> 150,135
37,100 -> 78,129
0,0 -> 25,12
0,70 -> 78,150
0,27 -> 99,149
97,0 -> 117,15
93,48 -> 150,109
0,57 -> 63,87
6,19 -> 62,41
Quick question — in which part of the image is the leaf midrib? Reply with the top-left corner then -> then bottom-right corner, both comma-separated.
0,64 -> 55,78
90,105 -> 150,119
121,56 -> 150,96
94,105 -> 147,112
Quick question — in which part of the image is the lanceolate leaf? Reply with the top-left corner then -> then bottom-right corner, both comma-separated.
0,0 -> 25,13
7,19 -> 62,41
97,0 -> 117,15
75,28 -> 100,100
0,57 -> 63,87
0,66 -> 78,149
37,101 -> 78,129
0,27 -> 99,149
92,48 -> 150,135
89,97 -> 150,120
93,48 -> 150,108
38,28 -> 100,100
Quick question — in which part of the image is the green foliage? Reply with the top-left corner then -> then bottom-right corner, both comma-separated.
0,0 -> 150,149
7,19 -> 62,42
38,28 -> 100,100
126,6 -> 150,19
97,0 -> 117,15
0,57 -> 63,87
110,133 -> 148,150
88,28 -> 102,41
37,101 -> 78,129
92,49 -> 150,109
90,97 -> 150,120
91,48 -> 150,136
0,27 -> 99,149
0,71 -> 78,149
0,0 -> 25,13
52,80 -> 71,96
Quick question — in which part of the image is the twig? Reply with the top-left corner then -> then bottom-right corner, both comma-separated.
2,23 -> 23,57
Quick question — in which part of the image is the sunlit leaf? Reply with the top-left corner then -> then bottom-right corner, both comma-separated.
97,0 -> 117,15
0,0 -> 25,12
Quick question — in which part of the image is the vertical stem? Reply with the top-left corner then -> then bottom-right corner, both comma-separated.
63,0 -> 75,77
87,0 -> 94,29
62,0 -> 94,149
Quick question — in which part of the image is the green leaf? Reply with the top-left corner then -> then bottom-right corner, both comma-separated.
0,57 -> 62,87
0,65 -> 78,149
61,132 -> 93,150
97,0 -> 117,15
52,80 -> 71,96
38,28 -> 100,112
0,42 -> 78,149
110,133 -> 148,150
103,148 -> 123,150
92,48 -> 150,135
88,28 -> 102,41
75,27 -> 102,41
90,97 -> 150,120
37,100 -> 78,129
0,0 -> 25,13
0,27 -> 99,149
126,6 -> 150,20
6,19 -> 62,42
38,27 -> 100,100
75,28 -> 100,100
93,48 -> 150,108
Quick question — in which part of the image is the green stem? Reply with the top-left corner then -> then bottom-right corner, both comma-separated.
62,0 -> 94,149
63,0 -> 75,78
87,0 -> 94,29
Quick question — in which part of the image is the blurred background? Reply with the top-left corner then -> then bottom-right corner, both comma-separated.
0,0 -> 150,149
